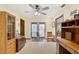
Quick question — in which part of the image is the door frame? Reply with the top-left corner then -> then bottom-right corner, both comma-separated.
31,22 -> 46,39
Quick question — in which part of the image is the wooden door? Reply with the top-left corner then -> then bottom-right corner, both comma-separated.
20,19 -> 25,36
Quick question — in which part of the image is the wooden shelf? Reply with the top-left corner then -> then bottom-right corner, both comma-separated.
62,26 -> 79,28
61,18 -> 79,44
57,37 -> 79,53
62,18 -> 79,23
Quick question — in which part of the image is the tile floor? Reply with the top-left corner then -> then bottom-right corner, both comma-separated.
18,39 -> 56,54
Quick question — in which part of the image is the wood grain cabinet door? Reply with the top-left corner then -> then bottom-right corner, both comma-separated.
0,13 -> 6,54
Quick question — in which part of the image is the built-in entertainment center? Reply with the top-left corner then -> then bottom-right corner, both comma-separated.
57,18 -> 79,54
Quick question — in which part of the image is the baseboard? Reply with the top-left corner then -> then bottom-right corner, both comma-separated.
26,38 -> 31,40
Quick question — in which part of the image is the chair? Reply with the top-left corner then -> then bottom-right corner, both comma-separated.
47,32 -> 54,42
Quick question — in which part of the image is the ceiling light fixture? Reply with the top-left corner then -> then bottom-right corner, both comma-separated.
34,12 -> 38,16
34,12 -> 41,16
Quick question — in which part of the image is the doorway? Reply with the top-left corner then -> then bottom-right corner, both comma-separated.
20,19 -> 25,36
31,22 -> 46,40
55,15 -> 64,37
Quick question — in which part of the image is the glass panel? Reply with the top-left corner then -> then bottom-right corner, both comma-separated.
8,15 -> 15,40
12,17 -> 15,38
39,24 -> 45,37
8,15 -> 12,40
32,24 -> 37,37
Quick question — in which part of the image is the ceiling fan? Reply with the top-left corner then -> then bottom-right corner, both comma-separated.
25,4 -> 49,16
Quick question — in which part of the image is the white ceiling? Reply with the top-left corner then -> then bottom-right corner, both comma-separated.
6,4 -> 62,19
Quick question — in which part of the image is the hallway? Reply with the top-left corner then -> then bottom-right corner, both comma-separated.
18,40 -> 56,54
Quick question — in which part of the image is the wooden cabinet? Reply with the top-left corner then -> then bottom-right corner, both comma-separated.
57,18 -> 79,54
0,11 -> 16,54
16,36 -> 26,52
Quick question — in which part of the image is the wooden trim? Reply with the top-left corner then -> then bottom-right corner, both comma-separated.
56,14 -> 64,20
62,18 -> 79,23
26,38 -> 31,40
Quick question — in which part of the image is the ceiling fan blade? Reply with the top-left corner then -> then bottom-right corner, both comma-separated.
29,4 -> 35,9
41,12 -> 47,15
42,7 -> 49,11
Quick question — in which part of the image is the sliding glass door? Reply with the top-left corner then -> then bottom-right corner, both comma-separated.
39,23 -> 45,38
31,23 -> 38,38
31,22 -> 45,39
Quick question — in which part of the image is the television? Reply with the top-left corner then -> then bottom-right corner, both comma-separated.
65,32 -> 72,40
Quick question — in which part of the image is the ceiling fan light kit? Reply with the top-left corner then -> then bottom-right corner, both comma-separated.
34,12 -> 38,15
34,12 -> 41,16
